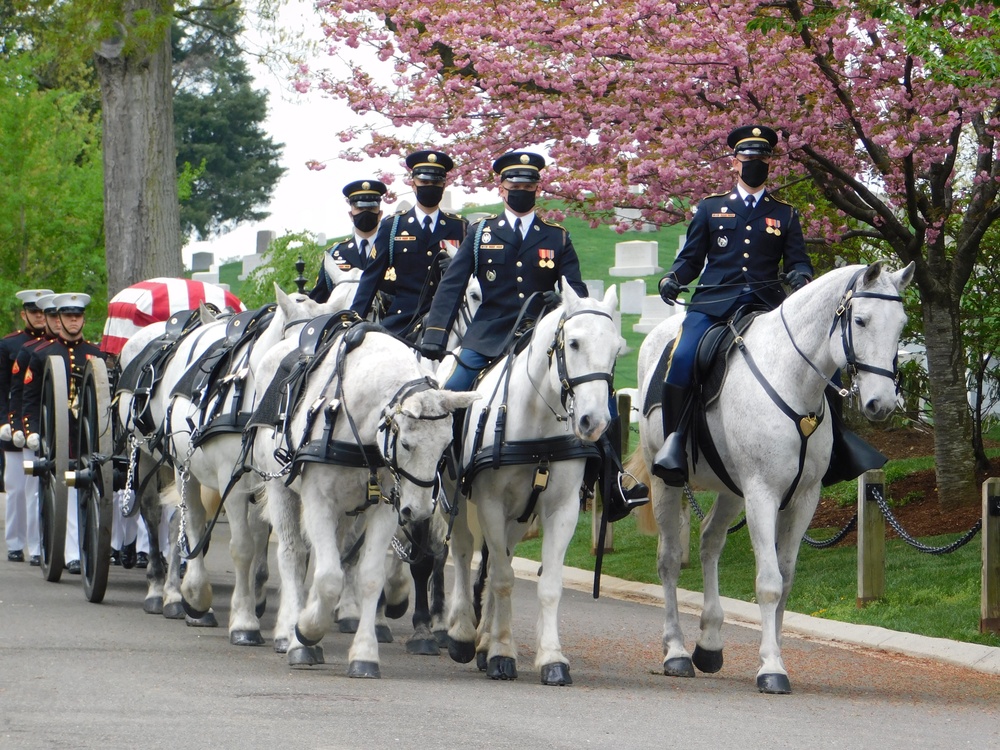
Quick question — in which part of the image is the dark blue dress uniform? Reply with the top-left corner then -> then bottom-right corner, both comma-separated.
350,206 -> 469,336
421,213 -> 587,358
309,179 -> 387,302
0,327 -> 44,451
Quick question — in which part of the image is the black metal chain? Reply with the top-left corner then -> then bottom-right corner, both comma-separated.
684,484 -> 746,534
803,513 -> 858,548
870,485 -> 982,554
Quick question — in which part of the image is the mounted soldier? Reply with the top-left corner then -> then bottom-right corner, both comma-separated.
350,151 -> 468,338
420,150 -> 648,522
309,178 -> 388,301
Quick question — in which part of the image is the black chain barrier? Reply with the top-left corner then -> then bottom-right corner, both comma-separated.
803,513 -> 858,549
684,484 -> 747,534
870,484 -> 982,554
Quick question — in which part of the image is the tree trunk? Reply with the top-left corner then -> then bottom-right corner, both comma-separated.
95,3 -> 182,299
921,292 -> 979,509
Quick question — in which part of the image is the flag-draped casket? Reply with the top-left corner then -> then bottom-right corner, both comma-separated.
100,278 -> 244,356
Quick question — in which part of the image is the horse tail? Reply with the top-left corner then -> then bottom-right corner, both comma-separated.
625,450 -> 658,536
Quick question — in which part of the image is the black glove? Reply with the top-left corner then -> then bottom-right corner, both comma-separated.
658,275 -> 683,305
784,269 -> 811,291
542,289 -> 562,308
420,340 -> 445,361
436,253 -> 452,275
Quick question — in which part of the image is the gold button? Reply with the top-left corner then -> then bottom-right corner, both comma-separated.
402,248 -> 408,253
518,293 -> 525,298
742,266 -> 748,271
427,251 -> 432,256
488,259 -> 493,263
746,225 -> 751,231
744,239 -> 750,244
516,261 -> 522,267
517,277 -> 523,282
743,253 -> 750,258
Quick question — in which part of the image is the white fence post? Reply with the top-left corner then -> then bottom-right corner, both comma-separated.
857,469 -> 886,607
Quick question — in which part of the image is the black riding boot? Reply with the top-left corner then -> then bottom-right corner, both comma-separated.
652,383 -> 692,487
822,385 -> 888,486
599,416 -> 649,523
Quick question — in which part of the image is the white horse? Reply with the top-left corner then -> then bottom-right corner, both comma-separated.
446,281 -> 622,686
632,261 -> 914,694
250,317 -> 478,676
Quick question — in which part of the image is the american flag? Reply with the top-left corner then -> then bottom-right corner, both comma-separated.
100,278 -> 244,355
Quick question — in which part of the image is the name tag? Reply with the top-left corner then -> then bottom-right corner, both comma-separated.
393,235 -> 414,241
711,212 -> 736,218
481,244 -> 505,250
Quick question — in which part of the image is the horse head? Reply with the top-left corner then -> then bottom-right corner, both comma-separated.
375,377 -> 480,523
550,280 -> 622,442
833,260 -> 914,422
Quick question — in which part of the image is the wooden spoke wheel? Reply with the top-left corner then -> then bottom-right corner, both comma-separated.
68,359 -> 114,603
37,357 -> 69,583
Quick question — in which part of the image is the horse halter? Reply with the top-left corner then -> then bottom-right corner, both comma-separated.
829,269 -> 904,390
377,376 -> 450,492
547,308 -> 616,410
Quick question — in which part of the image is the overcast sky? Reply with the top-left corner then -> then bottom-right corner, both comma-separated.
182,2 -> 492,268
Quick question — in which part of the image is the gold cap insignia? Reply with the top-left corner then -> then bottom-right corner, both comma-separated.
428,154 -> 437,162
520,154 -> 530,164
362,181 -> 370,190
752,127 -> 762,136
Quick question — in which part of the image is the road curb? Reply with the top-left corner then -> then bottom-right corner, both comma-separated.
510,556 -> 1000,676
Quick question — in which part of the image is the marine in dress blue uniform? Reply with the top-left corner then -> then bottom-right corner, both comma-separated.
653,126 -> 813,484
1,289 -> 51,562
350,151 -> 468,337
22,293 -> 105,573
309,179 -> 388,302
420,151 -> 648,521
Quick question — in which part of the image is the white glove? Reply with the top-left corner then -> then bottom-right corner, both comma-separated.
0,423 -> 11,442
12,430 -> 25,448
26,433 -> 39,451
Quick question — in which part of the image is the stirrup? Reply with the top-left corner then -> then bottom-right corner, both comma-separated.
617,470 -> 649,506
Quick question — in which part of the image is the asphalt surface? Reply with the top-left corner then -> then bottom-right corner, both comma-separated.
2,499 -> 999,749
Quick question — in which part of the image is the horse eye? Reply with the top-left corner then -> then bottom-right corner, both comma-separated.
854,316 -> 867,328
399,439 -> 411,451
568,339 -> 580,351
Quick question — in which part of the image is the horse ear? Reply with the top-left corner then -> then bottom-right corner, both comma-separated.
893,261 -> 916,291
405,390 -> 480,418
862,260 -> 884,287
442,391 -> 482,412
602,284 -> 618,312
561,276 -> 581,307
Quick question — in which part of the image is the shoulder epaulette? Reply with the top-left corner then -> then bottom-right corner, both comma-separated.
474,213 -> 499,226
3,330 -> 23,340
443,211 -> 465,220
703,191 -> 731,200
537,216 -> 565,229
768,193 -> 793,207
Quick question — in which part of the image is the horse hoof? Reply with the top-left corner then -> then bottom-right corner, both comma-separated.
406,637 -> 440,656
663,657 -> 696,678
487,656 -> 518,681
433,629 -> 448,648
476,652 -> 488,672
692,646 -> 724,674
230,630 -> 265,647
348,660 -> 381,679
273,637 -> 289,654
757,673 -> 792,694
447,637 -> 476,664
162,602 -> 186,620
255,599 -> 266,618
143,596 -> 163,615
375,625 -> 394,644
384,598 -> 409,620
288,645 -> 325,668
294,623 -> 322,648
181,598 -> 208,620
185,611 -> 218,628
540,662 -> 572,686
338,618 -> 359,634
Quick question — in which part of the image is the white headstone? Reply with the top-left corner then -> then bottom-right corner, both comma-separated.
619,279 -> 646,315
256,230 -> 276,255
613,206 -> 657,232
584,279 -> 605,299
239,253 -> 264,281
190,251 -> 214,272
633,295 -> 682,334
610,240 -> 662,277
192,270 -> 219,285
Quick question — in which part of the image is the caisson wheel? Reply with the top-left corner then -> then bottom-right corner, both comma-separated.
37,357 -> 69,583
68,358 -> 114,603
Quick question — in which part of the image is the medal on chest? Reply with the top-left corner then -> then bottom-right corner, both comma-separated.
538,248 -> 555,268
384,267 -> 397,281
766,217 -> 782,236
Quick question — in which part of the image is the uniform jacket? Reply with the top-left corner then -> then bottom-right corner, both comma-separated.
423,213 -> 588,359
350,208 -> 468,336
668,189 -> 813,318
308,236 -> 372,302
22,337 -> 104,443
0,328 -> 43,451
8,336 -> 56,437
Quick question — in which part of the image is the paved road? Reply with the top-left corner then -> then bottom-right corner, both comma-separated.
1,518 -> 998,750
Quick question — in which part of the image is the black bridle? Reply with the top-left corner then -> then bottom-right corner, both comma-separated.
377,376 -> 450,491
546,308 -> 617,410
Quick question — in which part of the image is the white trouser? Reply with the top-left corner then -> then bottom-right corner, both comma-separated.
23,448 -> 40,556
64,486 -> 79,563
4,449 -> 26,552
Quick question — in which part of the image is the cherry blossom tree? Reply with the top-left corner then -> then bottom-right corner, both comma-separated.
308,0 -> 1000,508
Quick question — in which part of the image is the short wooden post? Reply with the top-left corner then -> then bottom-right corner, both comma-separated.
980,477 -> 1000,633
857,469 -> 886,608
591,394 -> 632,554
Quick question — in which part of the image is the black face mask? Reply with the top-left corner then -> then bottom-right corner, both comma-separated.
740,159 -> 770,189
415,184 -> 445,208
352,210 -> 379,233
505,188 -> 536,214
